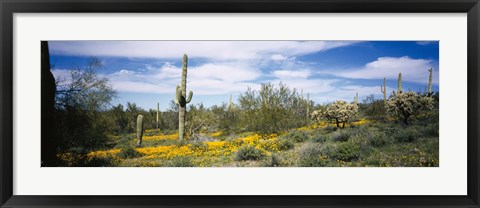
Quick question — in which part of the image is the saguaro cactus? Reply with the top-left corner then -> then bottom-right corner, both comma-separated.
306,93 -> 310,119
156,102 -> 160,130
381,77 -> 387,105
228,94 -> 233,111
428,68 -> 433,96
354,92 -> 358,105
136,115 -> 144,146
174,54 -> 193,141
398,73 -> 402,94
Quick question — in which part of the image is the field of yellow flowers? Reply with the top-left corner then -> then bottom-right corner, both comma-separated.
70,118 -> 439,167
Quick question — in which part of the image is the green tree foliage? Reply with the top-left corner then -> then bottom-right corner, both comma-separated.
386,91 -> 434,125
359,94 -> 386,121
238,82 -> 307,133
211,102 -> 239,133
321,100 -> 358,128
186,103 -> 215,139
53,57 -> 117,154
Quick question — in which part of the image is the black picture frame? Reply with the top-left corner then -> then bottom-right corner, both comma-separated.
1,0 -> 479,207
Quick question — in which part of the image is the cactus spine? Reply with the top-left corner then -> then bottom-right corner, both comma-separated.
381,77 -> 387,105
156,102 -> 160,130
136,115 -> 144,146
174,54 -> 193,141
428,68 -> 433,96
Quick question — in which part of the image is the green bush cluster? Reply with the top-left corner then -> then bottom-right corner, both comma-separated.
117,146 -> 143,159
282,130 -> 309,143
234,145 -> 266,161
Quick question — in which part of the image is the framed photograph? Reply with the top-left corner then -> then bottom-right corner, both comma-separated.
1,0 -> 479,207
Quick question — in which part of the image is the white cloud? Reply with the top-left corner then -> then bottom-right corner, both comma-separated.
106,62 -> 262,95
272,69 -> 311,79
271,54 -> 288,61
49,41 -> 358,61
323,56 -> 437,84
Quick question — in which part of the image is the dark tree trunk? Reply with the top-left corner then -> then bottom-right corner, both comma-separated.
41,41 -> 57,166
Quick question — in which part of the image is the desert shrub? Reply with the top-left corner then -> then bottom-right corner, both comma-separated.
393,127 -> 421,142
234,145 -> 266,161
276,138 -> 295,150
360,94 -> 386,121
263,153 -> 283,167
421,122 -> 439,137
323,125 -> 338,133
117,146 -> 143,159
282,130 -> 309,143
331,129 -> 352,142
298,143 -> 329,167
312,134 -> 329,143
394,127 -> 420,142
386,92 -> 434,125
238,82 -> 308,134
367,131 -> 389,147
84,155 -> 120,167
333,141 -> 361,161
167,156 -> 194,167
189,141 -> 208,151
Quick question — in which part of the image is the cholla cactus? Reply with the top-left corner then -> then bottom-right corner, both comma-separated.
310,109 -> 322,122
175,54 -> 193,141
386,91 -> 434,125
136,115 -> 144,145
323,100 -> 358,128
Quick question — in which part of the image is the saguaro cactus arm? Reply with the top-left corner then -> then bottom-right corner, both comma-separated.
186,91 -> 193,103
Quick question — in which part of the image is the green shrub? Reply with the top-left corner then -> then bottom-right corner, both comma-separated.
263,153 -> 282,167
323,125 -> 338,133
367,131 -> 389,147
297,143 -> 329,167
167,156 -> 194,167
189,141 -> 208,151
421,122 -> 439,137
283,130 -> 309,143
333,141 -> 360,161
276,138 -> 295,150
312,134 -> 329,143
117,146 -> 143,159
234,145 -> 266,161
394,127 -> 420,142
331,129 -> 351,142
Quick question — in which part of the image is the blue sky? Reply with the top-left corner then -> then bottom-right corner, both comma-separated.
49,41 -> 439,111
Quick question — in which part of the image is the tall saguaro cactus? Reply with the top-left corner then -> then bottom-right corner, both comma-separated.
398,73 -> 402,94
156,102 -> 160,130
428,68 -> 433,96
354,92 -> 358,105
381,77 -> 387,105
392,73 -> 402,96
136,115 -> 144,146
306,93 -> 310,119
174,54 -> 193,141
